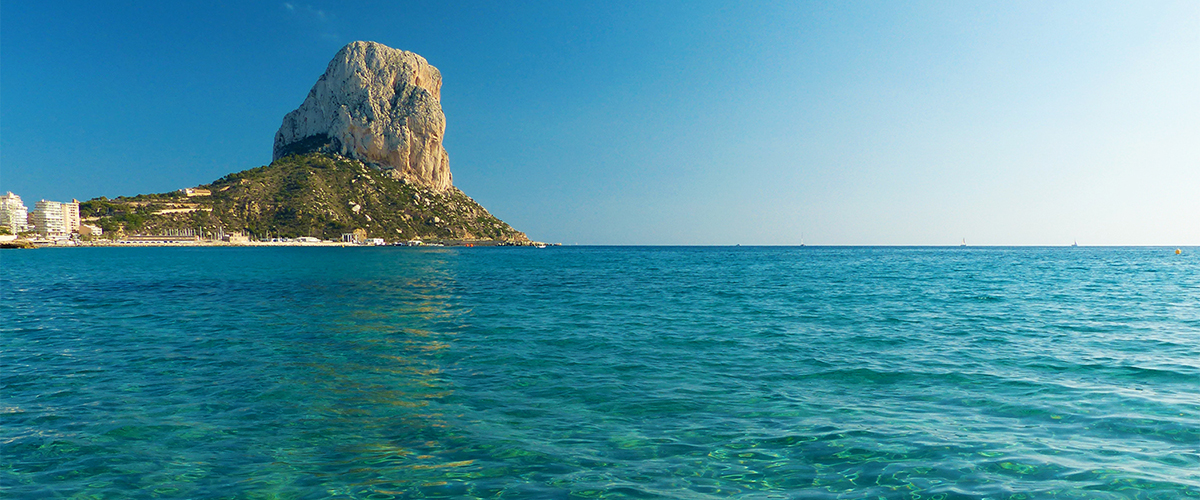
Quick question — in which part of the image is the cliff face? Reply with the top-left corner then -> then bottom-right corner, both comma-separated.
274,41 -> 452,192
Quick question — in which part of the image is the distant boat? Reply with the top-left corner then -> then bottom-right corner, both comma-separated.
800,233 -> 805,247
1072,240 -> 1078,247
961,238 -> 966,247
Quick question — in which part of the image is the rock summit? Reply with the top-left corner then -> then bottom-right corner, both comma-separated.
274,41 -> 452,192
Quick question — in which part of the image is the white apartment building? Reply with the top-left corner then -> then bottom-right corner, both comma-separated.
33,200 -> 67,236
0,192 -> 29,234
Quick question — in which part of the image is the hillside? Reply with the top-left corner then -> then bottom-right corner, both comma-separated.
81,153 -> 529,243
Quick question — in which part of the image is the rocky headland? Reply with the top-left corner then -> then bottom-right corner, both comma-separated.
80,41 -> 533,245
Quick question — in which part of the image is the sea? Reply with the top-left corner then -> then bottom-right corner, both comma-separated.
2,246 -> 1197,499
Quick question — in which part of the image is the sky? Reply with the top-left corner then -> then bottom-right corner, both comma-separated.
2,1 -> 1197,245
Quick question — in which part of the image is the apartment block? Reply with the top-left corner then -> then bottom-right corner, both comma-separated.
62,199 -> 81,232
33,200 -> 67,236
0,192 -> 29,234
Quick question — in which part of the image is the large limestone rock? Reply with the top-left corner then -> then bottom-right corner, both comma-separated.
274,41 -> 452,192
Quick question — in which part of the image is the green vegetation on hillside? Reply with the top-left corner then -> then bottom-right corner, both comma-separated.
81,153 -> 528,242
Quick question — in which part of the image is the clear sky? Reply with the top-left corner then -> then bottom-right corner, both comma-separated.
2,1 -> 1197,245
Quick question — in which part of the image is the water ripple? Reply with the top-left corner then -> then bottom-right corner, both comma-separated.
2,246 -> 1198,498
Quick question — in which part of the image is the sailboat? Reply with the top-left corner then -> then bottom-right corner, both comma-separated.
1072,240 -> 1078,247
800,232 -> 805,247
960,238 -> 966,247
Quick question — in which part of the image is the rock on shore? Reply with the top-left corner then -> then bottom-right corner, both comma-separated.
274,41 -> 452,192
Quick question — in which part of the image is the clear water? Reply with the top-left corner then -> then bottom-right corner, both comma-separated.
2,246 -> 1198,499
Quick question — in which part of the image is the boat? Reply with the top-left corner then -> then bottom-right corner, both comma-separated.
961,238 -> 966,247
1072,240 -> 1078,247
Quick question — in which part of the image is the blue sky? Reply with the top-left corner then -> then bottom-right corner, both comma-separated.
3,1 -> 1197,245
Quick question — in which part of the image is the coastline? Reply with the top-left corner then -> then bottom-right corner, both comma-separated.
2,238 -> 556,249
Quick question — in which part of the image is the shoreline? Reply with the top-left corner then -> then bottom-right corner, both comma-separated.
3,239 -> 556,249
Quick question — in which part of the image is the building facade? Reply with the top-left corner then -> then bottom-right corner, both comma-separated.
0,192 -> 29,234
33,200 -> 67,236
62,199 -> 81,233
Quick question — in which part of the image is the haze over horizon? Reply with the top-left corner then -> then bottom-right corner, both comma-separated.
3,1 -> 1197,246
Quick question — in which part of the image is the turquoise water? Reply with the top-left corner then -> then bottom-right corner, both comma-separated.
2,246 -> 1198,499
